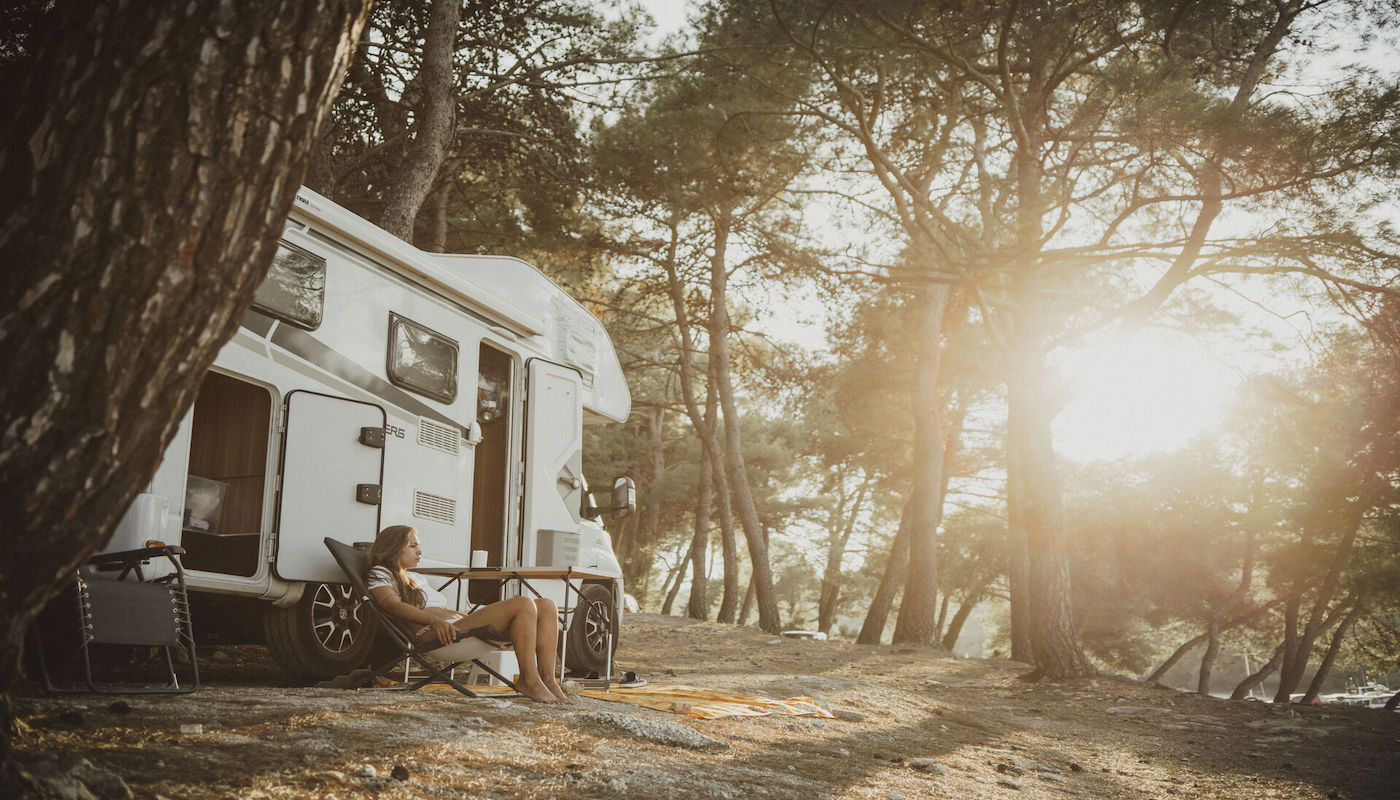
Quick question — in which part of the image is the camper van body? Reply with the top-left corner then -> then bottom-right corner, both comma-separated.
99,187 -> 631,679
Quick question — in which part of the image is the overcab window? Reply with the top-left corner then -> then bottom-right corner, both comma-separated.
387,312 -> 458,403
252,241 -> 325,330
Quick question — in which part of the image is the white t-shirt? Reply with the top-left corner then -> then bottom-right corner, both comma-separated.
366,566 -> 448,609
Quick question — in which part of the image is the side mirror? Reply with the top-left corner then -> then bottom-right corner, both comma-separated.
611,476 -> 636,519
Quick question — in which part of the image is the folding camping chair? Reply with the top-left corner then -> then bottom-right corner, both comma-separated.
322,538 -> 519,697
34,546 -> 198,695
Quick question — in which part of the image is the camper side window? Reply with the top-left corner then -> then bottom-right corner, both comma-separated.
252,241 -> 325,330
387,313 -> 458,403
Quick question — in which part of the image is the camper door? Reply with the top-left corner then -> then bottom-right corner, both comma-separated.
521,359 -> 585,567
275,391 -> 386,583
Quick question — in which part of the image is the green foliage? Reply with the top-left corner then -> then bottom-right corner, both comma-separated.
315,0 -> 641,262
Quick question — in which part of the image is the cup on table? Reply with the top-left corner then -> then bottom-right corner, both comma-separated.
471,549 -> 488,568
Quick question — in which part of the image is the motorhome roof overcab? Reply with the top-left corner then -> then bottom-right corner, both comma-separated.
104,187 -> 635,680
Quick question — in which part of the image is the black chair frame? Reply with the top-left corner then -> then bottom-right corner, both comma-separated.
323,537 -> 519,697
34,546 -> 199,695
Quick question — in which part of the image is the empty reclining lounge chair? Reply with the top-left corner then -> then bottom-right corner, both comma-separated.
323,537 -> 517,697
34,546 -> 198,695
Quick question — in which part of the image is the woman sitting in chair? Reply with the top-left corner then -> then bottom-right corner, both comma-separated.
366,525 -> 571,704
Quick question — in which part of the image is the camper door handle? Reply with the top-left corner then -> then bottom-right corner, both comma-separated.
355,484 -> 382,505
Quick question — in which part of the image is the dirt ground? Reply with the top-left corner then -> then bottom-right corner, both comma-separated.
10,612 -> 1400,800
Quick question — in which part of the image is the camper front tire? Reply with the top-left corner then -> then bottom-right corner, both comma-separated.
264,582 -> 377,680
566,583 -> 619,677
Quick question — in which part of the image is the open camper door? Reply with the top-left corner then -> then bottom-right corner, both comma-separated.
522,359 -> 585,567
275,391 -> 386,583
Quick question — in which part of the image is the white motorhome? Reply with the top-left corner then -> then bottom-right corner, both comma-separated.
103,187 -> 634,680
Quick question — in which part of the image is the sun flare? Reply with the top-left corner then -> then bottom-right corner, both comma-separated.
1053,331 -> 1243,463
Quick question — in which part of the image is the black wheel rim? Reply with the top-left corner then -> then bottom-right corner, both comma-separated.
583,597 -> 611,655
311,584 -> 363,654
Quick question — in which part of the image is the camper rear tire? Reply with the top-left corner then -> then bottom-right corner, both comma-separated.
264,583 -> 377,680
565,583 -> 618,677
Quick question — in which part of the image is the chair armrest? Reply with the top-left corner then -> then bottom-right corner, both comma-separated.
87,545 -> 186,565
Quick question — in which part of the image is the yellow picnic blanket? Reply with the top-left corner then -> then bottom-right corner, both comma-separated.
414,681 -> 835,720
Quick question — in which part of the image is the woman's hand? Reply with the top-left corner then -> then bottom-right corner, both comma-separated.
430,618 -> 457,647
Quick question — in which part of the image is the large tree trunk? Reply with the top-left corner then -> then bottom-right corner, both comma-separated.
997,2 -> 1297,678
708,212 -> 780,632
0,0 -> 369,772
1000,49 -> 1094,674
377,0 -> 459,240
1006,288 -> 1094,677
892,284 -> 949,645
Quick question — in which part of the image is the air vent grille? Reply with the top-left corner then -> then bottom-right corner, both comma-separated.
417,417 -> 460,455
412,491 -> 456,524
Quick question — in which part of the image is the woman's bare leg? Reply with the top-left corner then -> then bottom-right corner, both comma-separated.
456,596 -> 560,703
532,598 -> 570,702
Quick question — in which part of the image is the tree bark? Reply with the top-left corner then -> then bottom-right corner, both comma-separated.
940,594 -> 980,651
739,577 -> 756,627
934,593 -> 950,641
712,443 -> 741,622
999,0 -> 1299,680
817,477 -> 867,634
1147,600 -> 1281,683
708,210 -> 780,632
684,436 -> 714,620
659,546 -> 687,616
1299,602 -> 1362,704
0,0 -> 369,769
1197,614 -> 1221,697
1273,595 -> 1302,703
1230,644 -> 1284,701
659,226 -> 741,623
892,284 -> 950,645
618,406 -> 666,597
1000,42 -> 1095,674
857,503 -> 912,644
1274,515 -> 1361,701
377,0 -> 460,240
1006,278 -> 1093,676
614,512 -> 647,607
421,181 -> 450,253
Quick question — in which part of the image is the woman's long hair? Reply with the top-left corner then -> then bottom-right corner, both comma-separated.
367,525 -> 426,609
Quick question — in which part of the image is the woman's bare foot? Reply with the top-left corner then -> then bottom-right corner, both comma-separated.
546,679 -> 572,704
518,677 -> 563,704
